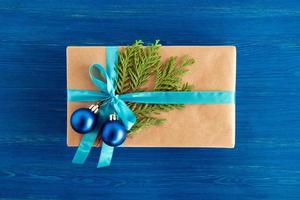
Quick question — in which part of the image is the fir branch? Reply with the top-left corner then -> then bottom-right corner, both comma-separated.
116,40 -> 144,94
116,40 -> 195,135
117,40 -> 161,93
128,116 -> 165,134
154,56 -> 194,91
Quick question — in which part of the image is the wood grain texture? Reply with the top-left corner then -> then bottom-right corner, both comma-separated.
0,0 -> 300,199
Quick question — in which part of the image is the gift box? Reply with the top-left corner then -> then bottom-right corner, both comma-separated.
67,45 -> 236,148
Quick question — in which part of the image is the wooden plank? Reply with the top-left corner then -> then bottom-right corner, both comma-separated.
0,0 -> 300,199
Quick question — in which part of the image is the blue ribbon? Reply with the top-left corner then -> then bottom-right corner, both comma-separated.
68,47 -> 235,168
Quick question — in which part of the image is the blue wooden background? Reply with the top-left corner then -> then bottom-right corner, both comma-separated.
0,0 -> 300,199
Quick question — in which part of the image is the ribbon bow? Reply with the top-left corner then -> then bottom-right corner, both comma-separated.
69,47 -> 136,167
68,47 -> 235,168
88,63 -> 137,130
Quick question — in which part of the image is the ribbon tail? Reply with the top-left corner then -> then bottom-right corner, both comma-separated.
114,99 -> 136,130
96,102 -> 116,167
97,142 -> 114,168
72,127 -> 99,164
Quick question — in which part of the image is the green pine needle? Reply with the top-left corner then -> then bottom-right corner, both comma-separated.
116,40 -> 195,135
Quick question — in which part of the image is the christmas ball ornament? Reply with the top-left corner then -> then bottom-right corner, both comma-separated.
101,114 -> 127,147
70,105 -> 99,134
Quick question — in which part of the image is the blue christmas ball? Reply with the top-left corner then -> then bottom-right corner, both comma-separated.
70,108 -> 97,134
101,121 -> 127,146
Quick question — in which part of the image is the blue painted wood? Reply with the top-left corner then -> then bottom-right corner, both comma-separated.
0,0 -> 300,199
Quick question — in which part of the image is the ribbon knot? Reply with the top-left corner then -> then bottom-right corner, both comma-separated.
114,94 -> 119,100
109,94 -> 119,105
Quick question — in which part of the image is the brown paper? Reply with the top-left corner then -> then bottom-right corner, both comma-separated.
67,46 -> 236,148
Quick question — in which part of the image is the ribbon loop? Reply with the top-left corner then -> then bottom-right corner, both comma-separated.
89,64 -> 114,95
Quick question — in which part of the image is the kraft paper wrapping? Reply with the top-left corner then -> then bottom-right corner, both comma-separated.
67,46 -> 236,148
